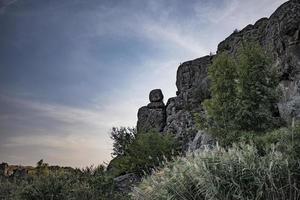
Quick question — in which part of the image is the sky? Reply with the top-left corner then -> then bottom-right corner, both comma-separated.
0,0 -> 288,167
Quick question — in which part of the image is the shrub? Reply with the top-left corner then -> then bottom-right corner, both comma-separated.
115,132 -> 179,176
0,164 -> 125,200
110,127 -> 136,157
0,177 -> 25,200
132,144 -> 300,200
239,124 -> 300,159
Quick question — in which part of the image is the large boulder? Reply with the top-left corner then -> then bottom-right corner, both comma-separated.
149,89 -> 164,102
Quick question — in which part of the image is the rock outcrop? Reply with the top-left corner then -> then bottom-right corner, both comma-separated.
136,0 -> 300,149
164,56 -> 214,150
113,173 -> 141,194
137,89 -> 166,133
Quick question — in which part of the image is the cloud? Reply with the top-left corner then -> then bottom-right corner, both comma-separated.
0,0 -> 290,167
0,94 -> 131,167
0,0 -> 18,14
140,22 -> 206,57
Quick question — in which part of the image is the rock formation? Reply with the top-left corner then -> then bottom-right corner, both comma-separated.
137,89 -> 166,133
136,0 -> 300,150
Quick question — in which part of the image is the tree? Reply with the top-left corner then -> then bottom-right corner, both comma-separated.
203,52 -> 238,142
110,127 -> 136,157
235,43 -> 280,132
203,43 -> 281,145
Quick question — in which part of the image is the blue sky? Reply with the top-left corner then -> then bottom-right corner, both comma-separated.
0,0 -> 287,167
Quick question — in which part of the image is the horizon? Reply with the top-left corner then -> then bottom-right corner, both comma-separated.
0,0 -> 288,167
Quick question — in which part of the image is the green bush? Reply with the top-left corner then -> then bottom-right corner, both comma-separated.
110,127 -> 136,157
132,143 -> 300,200
0,165 -> 126,200
113,132 -> 179,176
0,177 -> 25,200
239,125 -> 300,159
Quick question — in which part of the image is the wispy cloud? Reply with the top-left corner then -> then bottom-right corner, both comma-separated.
0,0 -> 18,14
0,94 -> 134,167
0,0 -> 289,167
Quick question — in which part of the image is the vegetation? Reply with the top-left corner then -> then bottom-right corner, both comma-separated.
110,127 -> 136,157
0,129 -> 178,200
2,42 -> 300,200
0,163 -> 124,200
203,43 -> 282,146
109,131 -> 179,176
132,136 -> 300,199
133,42 -> 300,199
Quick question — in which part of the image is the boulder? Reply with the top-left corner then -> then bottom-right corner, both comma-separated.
137,89 -> 166,133
113,173 -> 141,194
149,89 -> 164,102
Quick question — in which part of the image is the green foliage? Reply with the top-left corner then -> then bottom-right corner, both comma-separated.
113,132 -> 179,176
240,124 -> 300,159
132,143 -> 300,200
35,159 -> 49,177
203,43 -> 281,146
0,177 -> 25,200
20,171 -> 74,200
203,52 -> 238,144
235,43 -> 280,132
0,164 -> 127,200
110,127 -> 136,157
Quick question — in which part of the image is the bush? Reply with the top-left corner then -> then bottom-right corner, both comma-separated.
114,132 -> 179,176
132,144 -> 300,200
0,165 -> 126,200
110,127 -> 136,157
0,177 -> 25,200
19,171 -> 75,200
239,125 -> 300,159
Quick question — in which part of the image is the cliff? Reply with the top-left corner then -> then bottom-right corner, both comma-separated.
137,0 -> 300,150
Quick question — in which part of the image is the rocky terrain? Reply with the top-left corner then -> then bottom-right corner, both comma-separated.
136,0 -> 300,151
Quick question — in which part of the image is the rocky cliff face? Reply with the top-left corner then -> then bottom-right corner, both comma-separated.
137,0 -> 300,150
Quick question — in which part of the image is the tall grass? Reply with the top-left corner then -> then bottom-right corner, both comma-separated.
132,144 -> 300,200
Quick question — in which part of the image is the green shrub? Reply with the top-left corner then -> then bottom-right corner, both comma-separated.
0,177 -> 25,200
114,132 -> 179,176
132,144 -> 300,200
239,125 -> 300,159
110,127 -> 136,157
0,164 -> 125,200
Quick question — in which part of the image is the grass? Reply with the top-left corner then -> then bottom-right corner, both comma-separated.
132,143 -> 300,200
